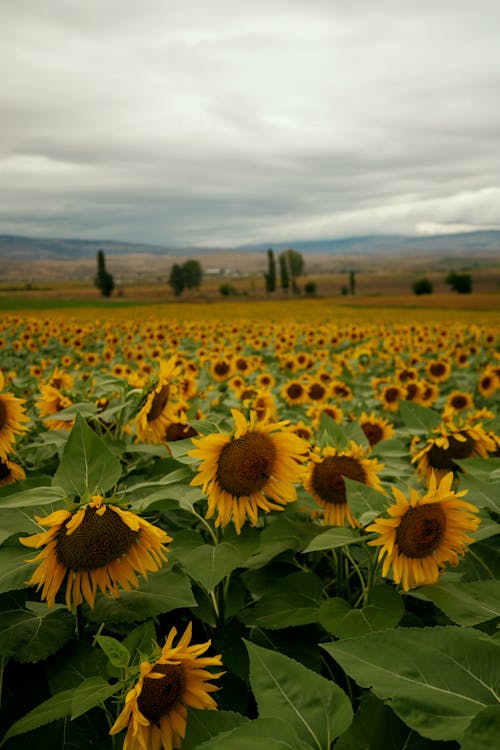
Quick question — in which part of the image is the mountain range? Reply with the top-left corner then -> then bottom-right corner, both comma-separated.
1,230 -> 500,261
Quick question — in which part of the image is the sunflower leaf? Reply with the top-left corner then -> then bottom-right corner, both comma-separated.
245,640 -> 353,749
411,579 -> 500,625
53,412 -> 122,496
301,527 -> 365,552
0,541 -> 37,594
94,635 -> 130,668
322,625 -> 500,740
0,606 -> 75,663
194,717 -> 310,750
459,704 -> 500,749
344,477 -> 389,525
70,676 -> 123,720
455,474 -> 500,514
399,401 -> 441,433
0,485 -> 67,509
319,585 -> 404,638
183,708 -> 249,749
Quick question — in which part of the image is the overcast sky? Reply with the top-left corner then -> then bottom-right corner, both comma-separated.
1,0 -> 500,248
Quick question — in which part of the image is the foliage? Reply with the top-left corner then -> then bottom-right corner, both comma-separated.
0,310 -> 498,748
279,248 -> 304,293
93,249 -> 115,298
304,281 -> 316,296
264,249 -> 277,294
169,263 -> 185,296
412,277 -> 433,295
349,270 -> 356,295
446,271 -> 473,294
182,260 -> 203,291
219,283 -> 239,296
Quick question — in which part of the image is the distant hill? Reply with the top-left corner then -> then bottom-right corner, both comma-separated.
0,230 -> 499,261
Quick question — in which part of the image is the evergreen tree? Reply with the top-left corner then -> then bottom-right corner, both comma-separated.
169,263 -> 185,296
264,248 -> 277,293
279,252 -> 290,293
94,249 -> 115,297
279,248 -> 304,293
446,271 -> 472,293
349,270 -> 356,295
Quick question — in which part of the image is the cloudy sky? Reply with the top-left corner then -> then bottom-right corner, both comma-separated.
1,0 -> 500,247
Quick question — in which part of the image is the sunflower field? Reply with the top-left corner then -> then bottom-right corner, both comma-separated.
0,307 -> 499,749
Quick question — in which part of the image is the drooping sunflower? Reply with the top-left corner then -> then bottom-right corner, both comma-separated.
358,412 -> 395,447
0,455 -> 26,486
0,384 -> 29,456
303,442 -> 384,527
189,409 -> 307,533
411,418 -> 495,485
109,622 -> 223,750
366,472 -> 480,591
135,358 -> 181,443
20,495 -> 172,609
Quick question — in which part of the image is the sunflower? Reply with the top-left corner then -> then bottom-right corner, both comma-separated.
307,404 -> 344,427
477,369 -> 499,398
135,358 -> 181,443
109,622 -> 223,750
303,442 -> 384,527
358,412 -> 395,446
445,390 -> 474,414
0,386 -> 29,456
378,384 -> 404,412
0,455 -> 26,486
189,409 -> 307,533
426,359 -> 451,383
366,472 -> 480,591
20,495 -> 172,609
411,418 -> 495,485
36,384 -> 74,430
250,390 -> 277,422
305,380 -> 329,403
280,379 -> 307,406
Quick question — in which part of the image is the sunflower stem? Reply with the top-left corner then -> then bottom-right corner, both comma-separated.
191,509 -> 218,546
343,546 -> 369,606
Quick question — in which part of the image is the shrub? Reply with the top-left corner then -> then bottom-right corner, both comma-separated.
219,283 -> 239,296
446,272 -> 472,294
412,278 -> 433,295
304,281 -> 317,296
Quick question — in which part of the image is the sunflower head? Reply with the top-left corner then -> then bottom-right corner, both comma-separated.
367,472 -> 480,591
189,409 -> 308,533
110,622 -> 223,750
20,495 -> 172,609
303,441 -> 384,527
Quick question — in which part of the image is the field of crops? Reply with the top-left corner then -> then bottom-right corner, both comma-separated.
0,301 -> 499,749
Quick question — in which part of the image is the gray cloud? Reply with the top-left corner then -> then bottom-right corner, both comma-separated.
1,0 -> 500,246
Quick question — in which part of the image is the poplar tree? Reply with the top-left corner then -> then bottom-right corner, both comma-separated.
94,249 -> 115,297
264,248 -> 277,293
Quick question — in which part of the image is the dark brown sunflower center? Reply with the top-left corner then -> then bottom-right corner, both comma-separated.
384,387 -> 399,403
0,459 -> 10,480
214,361 -> 230,376
0,398 -> 8,429
308,384 -> 326,400
405,383 -> 419,400
361,422 -> 383,446
450,395 -> 468,409
395,503 -> 446,558
216,432 -> 276,496
55,507 -> 139,571
286,384 -> 303,399
430,363 -> 446,376
147,385 -> 171,422
165,422 -> 198,441
311,456 -> 366,505
137,663 -> 185,724
426,433 -> 476,470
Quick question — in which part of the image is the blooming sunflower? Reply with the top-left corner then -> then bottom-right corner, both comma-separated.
411,418 -> 495,484
280,379 -> 307,406
0,455 -> 26,486
109,622 -> 223,750
36,384 -> 74,430
378,384 -> 404,412
358,412 -> 395,447
445,390 -> 474,414
20,495 -> 172,609
135,358 -> 181,443
366,472 -> 480,591
189,409 -> 307,533
0,385 -> 29,456
303,442 -> 384,527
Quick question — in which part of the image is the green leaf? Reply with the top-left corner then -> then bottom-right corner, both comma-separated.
457,475 -> 500,514
245,515 -> 318,569
196,717 -> 309,750
301,527 -> 365,553
0,542 -> 37,594
344,477 -> 389,525
318,413 -> 350,449
242,572 -> 323,630
319,585 -> 404,638
0,486 -> 67,509
0,507 -> 54,544
123,620 -> 157,664
178,532 -> 259,592
70,676 -> 122,720
246,640 -> 353,749
53,412 -> 122,496
455,457 -> 500,482
459,704 -> 500,750
94,635 -> 130,668
413,580 -> 500,625
0,606 -> 75,662
183,709 -> 249,750
323,626 -> 499,740
86,569 -> 196,623
399,401 -> 441,433
0,689 -> 74,746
